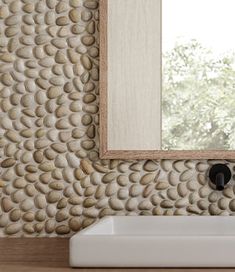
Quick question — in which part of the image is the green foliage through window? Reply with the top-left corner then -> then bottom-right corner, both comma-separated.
162,40 -> 235,150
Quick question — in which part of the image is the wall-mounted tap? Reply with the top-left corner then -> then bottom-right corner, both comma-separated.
209,164 -> 231,191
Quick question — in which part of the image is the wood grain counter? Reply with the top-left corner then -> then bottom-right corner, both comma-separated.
0,238 -> 235,271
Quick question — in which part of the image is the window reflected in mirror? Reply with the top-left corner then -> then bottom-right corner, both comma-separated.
162,0 -> 235,150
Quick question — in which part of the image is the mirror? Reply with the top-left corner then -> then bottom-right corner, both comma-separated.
100,0 -> 235,159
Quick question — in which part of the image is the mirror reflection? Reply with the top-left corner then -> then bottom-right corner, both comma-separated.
162,0 -> 235,150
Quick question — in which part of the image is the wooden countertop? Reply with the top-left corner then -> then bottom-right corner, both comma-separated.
0,238 -> 235,271
1,266 -> 235,272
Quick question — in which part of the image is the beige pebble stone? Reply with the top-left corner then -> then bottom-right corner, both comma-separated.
5,130 -> 21,143
2,73 -> 13,86
160,199 -> 174,209
45,11 -> 55,25
155,181 -> 169,190
5,223 -> 21,235
56,1 -> 68,13
81,35 -> 95,46
83,105 -> 99,115
69,218 -> 81,231
22,212 -> 34,222
88,46 -> 99,58
45,219 -> 56,233
83,197 -> 96,208
175,198 -> 188,208
56,16 -> 69,26
35,34 -> 50,46
56,119 -> 70,129
1,197 -> 13,212
223,187 -> 234,198
87,20 -> 95,34
56,209 -> 69,222
71,24 -> 85,35
67,48 -> 80,63
1,158 -> 16,168
83,93 -> 96,103
140,173 -> 155,185
81,10 -> 92,22
39,161 -> 55,172
9,1 -> 21,13
20,199 -> 34,212
80,159 -> 93,175
22,24 -> 34,35
209,203 -> 220,215
16,47 -> 32,59
22,14 -> 34,25
81,139 -> 95,150
0,5 -> 8,19
105,183 -> 118,196
58,26 -> 70,37
109,197 -> 124,211
218,198 -> 229,210
197,199 -> 209,210
52,38 -> 67,49
102,172 -> 116,183
5,26 -> 18,37
46,204 -> 57,217
57,198 -> 67,209
47,191 -> 61,203
5,15 -> 20,26
70,205 -> 82,216
69,9 -> 80,23
1,52 -> 15,63
55,155 -> 68,168
24,184 -> 36,197
56,225 -> 70,234
47,86 -> 62,99
118,188 -> 129,200
67,140 -> 80,152
46,0 -> 56,9
180,169 -> 194,181
35,210 -> 46,222
229,199 -> 235,211
84,186 -> 95,197
9,209 -> 21,222
81,114 -> 92,126
116,175 -> 128,187
0,214 -> 8,227
13,178 -> 26,189
177,182 -> 188,197
22,3 -> 34,13
125,198 -> 138,211
138,199 -> 152,210
143,160 -> 158,172
55,51 -> 67,64
199,186 -> 211,198
69,113 -> 81,126
47,25 -> 57,37
39,57 -> 54,68
51,143 -> 67,153
84,0 -> 98,9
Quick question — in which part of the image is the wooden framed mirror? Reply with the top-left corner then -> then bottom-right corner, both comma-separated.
100,0 -> 235,159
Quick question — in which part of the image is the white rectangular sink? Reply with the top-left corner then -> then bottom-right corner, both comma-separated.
70,216 -> 235,267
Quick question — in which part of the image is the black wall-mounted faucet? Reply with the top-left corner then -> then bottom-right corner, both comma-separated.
209,164 -> 231,191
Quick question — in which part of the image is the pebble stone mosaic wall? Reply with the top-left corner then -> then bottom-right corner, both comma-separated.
0,0 -> 235,237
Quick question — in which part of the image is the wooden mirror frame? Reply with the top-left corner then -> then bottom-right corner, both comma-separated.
99,0 -> 235,160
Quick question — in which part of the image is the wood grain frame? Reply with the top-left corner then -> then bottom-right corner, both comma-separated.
99,0 -> 235,160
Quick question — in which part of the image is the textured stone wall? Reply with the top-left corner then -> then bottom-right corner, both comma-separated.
0,0 -> 234,237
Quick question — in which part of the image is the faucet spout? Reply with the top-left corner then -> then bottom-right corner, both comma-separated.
209,164 -> 231,191
215,172 -> 224,191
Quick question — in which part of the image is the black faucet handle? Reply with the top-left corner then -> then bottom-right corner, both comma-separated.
209,164 -> 231,191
